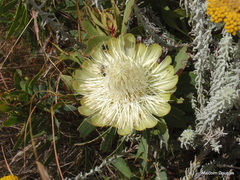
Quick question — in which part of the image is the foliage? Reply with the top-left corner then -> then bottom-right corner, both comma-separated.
179,0 -> 240,179
0,0 -> 239,179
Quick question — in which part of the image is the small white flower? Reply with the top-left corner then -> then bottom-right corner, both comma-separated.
72,34 -> 178,135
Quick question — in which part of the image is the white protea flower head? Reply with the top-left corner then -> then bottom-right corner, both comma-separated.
72,34 -> 178,135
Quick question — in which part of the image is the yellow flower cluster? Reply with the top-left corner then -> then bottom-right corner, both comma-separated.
0,175 -> 19,180
206,0 -> 240,36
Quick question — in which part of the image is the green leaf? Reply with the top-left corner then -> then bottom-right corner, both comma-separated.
33,131 -> 46,138
7,1 -> 26,38
112,0 -> 122,34
157,171 -> 168,180
53,103 -> 63,112
156,118 -> 169,149
3,116 -> 19,126
165,106 -> 188,128
28,70 -> 43,94
100,128 -> 115,152
173,8 -> 187,17
189,72 -> 197,86
84,35 -> 111,56
55,44 -> 85,64
37,83 -> 47,98
61,75 -> 73,91
171,95 -> 184,104
22,3 -> 29,25
173,46 -> 189,74
84,146 -> 92,172
14,69 -> 22,90
63,104 -> 77,112
54,117 -> 60,128
86,6 -> 106,30
135,134 -> 148,161
102,175 -> 110,180
0,0 -> 18,15
130,25 -> 144,36
18,92 -> 30,103
78,118 -> 96,139
81,20 -> 102,36
112,158 -> 132,178
0,104 -> 10,112
160,4 -> 189,37
136,131 -> 148,177
175,72 -> 196,95
121,0 -> 135,34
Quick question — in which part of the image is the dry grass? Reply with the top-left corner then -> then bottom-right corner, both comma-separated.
0,27 -> 82,179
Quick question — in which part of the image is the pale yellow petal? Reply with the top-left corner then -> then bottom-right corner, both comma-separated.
72,80 -> 89,94
134,121 -> 146,131
135,43 -> 147,62
159,75 -> 178,90
158,93 -> 171,101
134,113 -> 158,131
92,48 -> 106,64
107,38 -> 123,58
142,114 -> 159,128
157,56 -> 172,72
151,56 -> 172,74
123,33 -> 136,58
72,80 -> 82,91
81,60 -> 93,70
151,102 -> 171,117
72,69 -> 82,79
73,69 -> 93,80
82,61 -> 101,77
117,126 -> 132,136
151,75 -> 178,91
78,106 -> 93,116
80,97 -> 88,106
91,114 -> 106,127
143,44 -> 162,67
158,65 -> 175,77
167,87 -> 177,93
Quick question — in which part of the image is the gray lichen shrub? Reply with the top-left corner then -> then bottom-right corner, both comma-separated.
179,0 -> 240,178
179,129 -> 196,150
196,32 -> 240,135
181,159 -> 201,180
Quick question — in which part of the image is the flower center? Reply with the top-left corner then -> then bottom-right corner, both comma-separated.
106,61 -> 148,99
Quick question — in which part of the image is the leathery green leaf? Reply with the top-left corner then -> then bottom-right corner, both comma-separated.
156,118 -> 169,149
158,171 -> 168,180
100,128 -> 116,152
82,20 -> 102,36
112,158 -> 132,178
60,75 -> 73,91
28,70 -> 43,93
1,0 -> 18,14
173,46 -> 189,74
84,35 -> 111,56
121,0 -> 135,34
111,0 -> 122,34
6,1 -> 26,38
86,6 -> 106,30
135,133 -> 148,162
78,117 -> 96,139
56,46 -> 85,64
3,116 -> 19,126
0,104 -> 10,112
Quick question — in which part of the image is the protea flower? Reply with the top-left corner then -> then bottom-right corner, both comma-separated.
72,34 -> 178,135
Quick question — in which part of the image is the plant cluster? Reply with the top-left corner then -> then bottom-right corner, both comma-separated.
206,0 -> 240,35
0,175 -> 19,180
